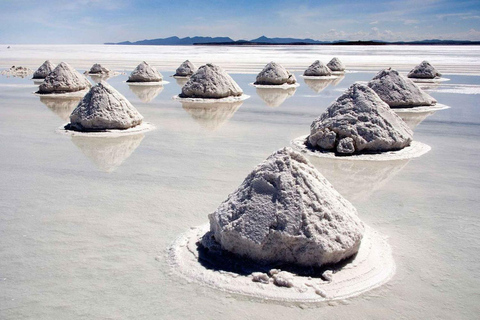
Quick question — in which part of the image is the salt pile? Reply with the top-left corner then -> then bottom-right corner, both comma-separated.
254,62 -> 297,85
1,65 -> 33,78
408,61 -> 441,79
32,60 -> 56,79
368,68 -> 437,107
180,63 -> 243,99
308,83 -> 413,155
37,62 -> 91,94
88,63 -> 111,74
174,60 -> 197,77
66,81 -> 143,131
303,60 -> 332,77
327,57 -> 346,72
205,147 -> 364,267
127,61 -> 163,83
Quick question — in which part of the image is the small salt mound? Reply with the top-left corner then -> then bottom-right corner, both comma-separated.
89,63 -> 111,74
180,63 -> 243,99
206,147 -> 364,267
308,83 -> 413,155
327,57 -> 345,72
174,60 -> 197,77
67,81 -> 143,131
254,62 -> 296,85
37,62 -> 91,94
33,60 -> 56,79
407,61 -> 441,79
368,68 -> 437,107
304,60 -> 332,77
127,61 -> 163,83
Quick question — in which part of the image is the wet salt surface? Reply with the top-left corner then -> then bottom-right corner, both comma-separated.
0,46 -> 479,319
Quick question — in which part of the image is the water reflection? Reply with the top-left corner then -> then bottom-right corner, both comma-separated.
39,96 -> 81,121
181,101 -> 243,131
330,75 -> 345,86
89,73 -> 112,83
255,87 -> 296,107
174,77 -> 189,87
395,110 -> 437,130
71,134 -> 145,172
303,78 -> 334,93
308,156 -> 409,202
128,84 -> 164,103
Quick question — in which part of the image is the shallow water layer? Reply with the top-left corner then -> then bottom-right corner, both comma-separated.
0,46 -> 479,319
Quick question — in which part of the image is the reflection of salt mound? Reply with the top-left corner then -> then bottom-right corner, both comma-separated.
89,63 -> 110,74
67,81 -> 143,131
304,60 -> 332,77
89,73 -> 112,83
368,68 -> 437,108
308,156 -> 409,202
128,84 -> 164,103
182,100 -> 242,130
127,61 -> 163,83
175,77 -> 189,87
408,61 -> 441,79
206,147 -> 364,267
254,62 -> 296,85
303,78 -> 333,93
330,75 -> 345,86
395,110 -> 436,130
327,57 -> 346,72
33,60 -> 56,79
174,60 -> 197,77
71,134 -> 144,172
180,63 -> 243,99
256,87 -> 296,107
37,62 -> 91,94
309,83 -> 413,155
39,96 -> 81,121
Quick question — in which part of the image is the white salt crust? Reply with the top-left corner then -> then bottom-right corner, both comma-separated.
291,135 -> 431,161
391,103 -> 450,113
124,80 -> 169,86
33,89 -> 89,98
301,75 -> 340,80
249,82 -> 300,89
56,122 -> 155,137
409,77 -> 450,83
167,224 -> 395,302
173,94 -> 250,103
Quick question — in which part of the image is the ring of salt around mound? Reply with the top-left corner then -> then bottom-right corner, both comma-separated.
33,89 -> 89,98
56,122 -> 155,137
409,77 -> 450,83
172,94 -> 250,103
301,75 -> 339,80
291,135 -> 431,161
249,82 -> 300,89
168,223 -> 395,302
391,103 -> 450,113
124,80 -> 170,86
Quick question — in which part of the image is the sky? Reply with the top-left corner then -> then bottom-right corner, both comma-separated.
1,0 -> 480,44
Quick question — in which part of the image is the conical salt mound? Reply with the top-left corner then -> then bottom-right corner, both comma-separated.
407,61 -> 441,79
180,63 -> 243,99
368,68 -> 437,107
254,62 -> 296,85
304,60 -> 332,77
67,81 -> 143,131
37,62 -> 91,94
33,60 -> 56,79
206,147 -> 364,267
89,63 -> 111,74
174,60 -> 197,77
327,57 -> 345,72
127,61 -> 163,83
308,83 -> 413,155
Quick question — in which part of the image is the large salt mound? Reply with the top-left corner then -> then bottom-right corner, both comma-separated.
33,60 -> 56,79
127,61 -> 163,83
308,83 -> 413,155
206,147 -> 364,267
37,62 -> 91,94
304,60 -> 332,77
254,62 -> 296,85
67,81 -> 143,131
407,60 -> 441,79
174,60 -> 197,77
368,68 -> 437,107
89,63 -> 111,74
327,57 -> 346,72
180,63 -> 243,99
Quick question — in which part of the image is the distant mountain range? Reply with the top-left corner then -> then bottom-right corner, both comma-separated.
105,35 -> 480,46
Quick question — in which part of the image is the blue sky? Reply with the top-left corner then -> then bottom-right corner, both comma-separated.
1,0 -> 480,43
